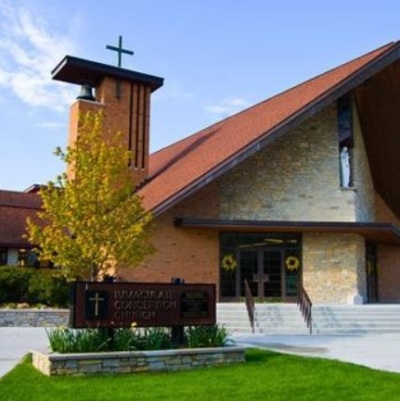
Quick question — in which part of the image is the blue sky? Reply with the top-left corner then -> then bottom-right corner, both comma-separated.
1,0 -> 400,191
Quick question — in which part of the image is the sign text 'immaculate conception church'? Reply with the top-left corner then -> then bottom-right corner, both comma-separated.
70,281 -> 216,328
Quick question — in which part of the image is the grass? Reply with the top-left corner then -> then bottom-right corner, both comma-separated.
1,349 -> 400,401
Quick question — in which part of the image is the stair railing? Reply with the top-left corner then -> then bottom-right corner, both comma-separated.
297,284 -> 312,335
244,279 -> 255,333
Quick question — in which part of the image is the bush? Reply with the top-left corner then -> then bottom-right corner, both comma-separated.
47,327 -> 173,353
125,327 -> 172,351
0,266 -> 70,307
47,325 -> 231,353
0,266 -> 32,303
47,327 -> 110,353
28,270 -> 70,307
185,324 -> 230,348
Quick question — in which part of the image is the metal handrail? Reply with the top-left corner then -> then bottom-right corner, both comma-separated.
297,284 -> 313,335
244,279 -> 255,333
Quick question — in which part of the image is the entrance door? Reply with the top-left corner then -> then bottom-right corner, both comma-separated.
239,248 -> 283,299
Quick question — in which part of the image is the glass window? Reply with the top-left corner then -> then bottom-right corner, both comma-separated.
18,249 -> 39,267
0,247 -> 7,265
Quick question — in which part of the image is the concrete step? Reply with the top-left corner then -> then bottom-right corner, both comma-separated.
312,305 -> 400,335
254,303 -> 309,335
218,303 -> 400,335
216,303 -> 252,334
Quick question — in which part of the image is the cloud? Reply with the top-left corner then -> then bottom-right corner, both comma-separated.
0,2 -> 77,111
205,96 -> 250,117
36,121 -> 67,129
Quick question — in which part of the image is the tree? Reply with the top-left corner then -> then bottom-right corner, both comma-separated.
27,111 -> 155,281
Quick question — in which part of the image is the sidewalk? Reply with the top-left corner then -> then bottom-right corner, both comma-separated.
1,328 -> 400,377
0,327 -> 48,377
233,333 -> 400,373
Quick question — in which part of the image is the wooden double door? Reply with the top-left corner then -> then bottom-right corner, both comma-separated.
239,247 -> 298,300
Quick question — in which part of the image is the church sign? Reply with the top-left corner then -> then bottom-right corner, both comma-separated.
70,281 -> 216,328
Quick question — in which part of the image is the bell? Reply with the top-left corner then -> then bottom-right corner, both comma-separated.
77,84 -> 95,101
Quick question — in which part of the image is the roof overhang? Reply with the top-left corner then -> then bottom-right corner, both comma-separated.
175,218 -> 400,245
52,55 -> 164,92
354,59 -> 400,217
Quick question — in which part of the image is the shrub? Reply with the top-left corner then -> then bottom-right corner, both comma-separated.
47,327 -> 173,353
47,325 -> 232,353
47,327 -> 109,353
0,266 -> 70,307
28,270 -> 70,307
124,327 -> 172,351
0,266 -> 32,303
185,324 -> 230,348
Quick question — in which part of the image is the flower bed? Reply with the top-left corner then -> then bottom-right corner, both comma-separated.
31,346 -> 246,376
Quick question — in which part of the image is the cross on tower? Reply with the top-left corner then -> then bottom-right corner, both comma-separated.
106,35 -> 134,67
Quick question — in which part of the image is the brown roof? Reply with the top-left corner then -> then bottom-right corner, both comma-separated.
0,190 -> 41,247
139,41 -> 400,215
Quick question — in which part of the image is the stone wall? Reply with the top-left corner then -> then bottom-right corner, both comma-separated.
303,233 -> 366,304
219,104 -> 359,221
0,309 -> 69,327
32,347 -> 245,376
352,102 -> 375,222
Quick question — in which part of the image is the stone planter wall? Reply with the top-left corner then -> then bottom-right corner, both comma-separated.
0,309 -> 69,327
32,347 -> 246,376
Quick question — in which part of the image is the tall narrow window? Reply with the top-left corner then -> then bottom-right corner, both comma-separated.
0,247 -> 7,265
337,94 -> 354,187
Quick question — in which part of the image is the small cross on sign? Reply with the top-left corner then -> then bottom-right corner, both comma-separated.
89,292 -> 105,317
106,35 -> 134,67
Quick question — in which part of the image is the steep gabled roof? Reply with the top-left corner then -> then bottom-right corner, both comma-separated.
0,190 -> 41,247
139,41 -> 400,215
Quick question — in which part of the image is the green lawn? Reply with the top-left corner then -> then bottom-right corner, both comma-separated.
1,349 -> 400,401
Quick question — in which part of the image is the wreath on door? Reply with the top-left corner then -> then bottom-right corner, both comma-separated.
285,256 -> 300,271
221,253 -> 238,271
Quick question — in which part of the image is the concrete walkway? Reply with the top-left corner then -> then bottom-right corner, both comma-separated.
1,328 -> 400,377
233,333 -> 400,373
0,327 -> 49,378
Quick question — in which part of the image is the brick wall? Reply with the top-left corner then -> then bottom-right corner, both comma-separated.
69,78 -> 151,187
377,245 -> 400,302
120,181 -> 220,293
374,193 -> 400,302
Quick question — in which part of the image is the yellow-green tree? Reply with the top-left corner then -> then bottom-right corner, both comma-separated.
27,111 -> 154,281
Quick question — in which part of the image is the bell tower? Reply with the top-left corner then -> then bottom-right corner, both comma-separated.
51,38 -> 163,187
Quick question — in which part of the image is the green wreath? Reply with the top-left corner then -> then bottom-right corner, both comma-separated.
286,256 -> 300,271
222,254 -> 238,271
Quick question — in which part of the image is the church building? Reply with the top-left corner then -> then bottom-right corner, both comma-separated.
3,41 -> 400,305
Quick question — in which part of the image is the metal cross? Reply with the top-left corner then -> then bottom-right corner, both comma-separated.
106,35 -> 134,67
